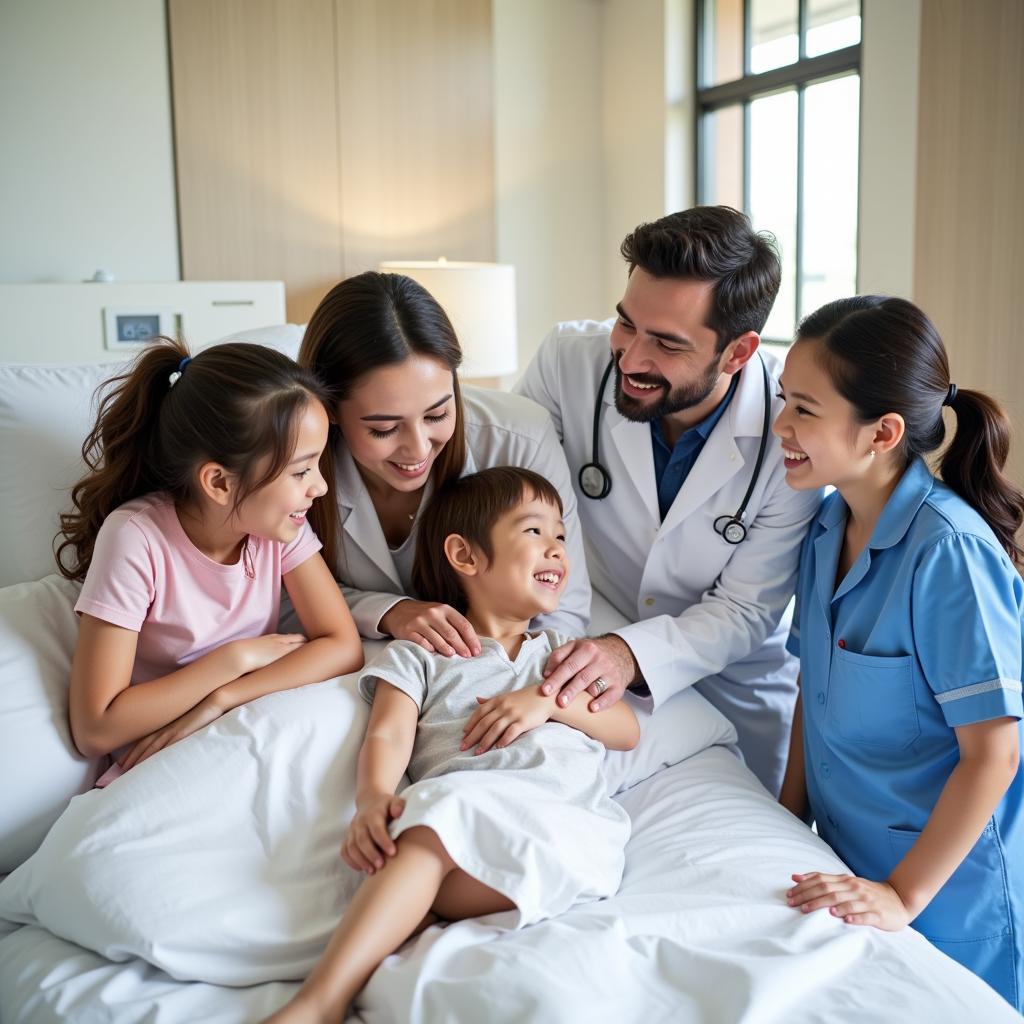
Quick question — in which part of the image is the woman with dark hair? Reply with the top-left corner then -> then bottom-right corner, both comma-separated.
298,272 -> 590,653
774,295 -> 1024,1009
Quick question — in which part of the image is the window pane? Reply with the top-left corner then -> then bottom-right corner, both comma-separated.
801,74 -> 859,320
749,89 -> 797,341
700,105 -> 744,208
806,0 -> 861,58
749,0 -> 799,74
700,0 -> 744,87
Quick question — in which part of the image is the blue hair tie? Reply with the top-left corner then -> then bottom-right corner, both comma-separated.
168,356 -> 192,388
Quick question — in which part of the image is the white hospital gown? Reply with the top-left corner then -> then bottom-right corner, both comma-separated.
357,630 -> 630,926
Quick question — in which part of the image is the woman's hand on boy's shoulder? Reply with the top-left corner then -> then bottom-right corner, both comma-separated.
461,688 -> 552,755
380,599 -> 482,659
342,792 -> 406,874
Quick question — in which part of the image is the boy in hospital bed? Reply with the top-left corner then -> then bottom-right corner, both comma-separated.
266,466 -> 638,1023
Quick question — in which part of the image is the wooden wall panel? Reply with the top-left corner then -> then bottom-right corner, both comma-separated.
914,0 -> 1024,487
169,0 -> 495,322
168,0 -> 343,322
335,0 -> 496,275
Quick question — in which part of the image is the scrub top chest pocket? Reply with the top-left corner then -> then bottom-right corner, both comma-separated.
826,646 -> 921,751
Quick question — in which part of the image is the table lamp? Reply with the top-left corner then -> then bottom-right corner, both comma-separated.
378,259 -> 517,385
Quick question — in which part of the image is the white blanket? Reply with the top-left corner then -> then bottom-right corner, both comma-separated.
0,748 -> 1014,1023
0,639 -> 733,985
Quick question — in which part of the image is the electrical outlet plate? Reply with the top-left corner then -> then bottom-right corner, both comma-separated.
103,307 -> 186,349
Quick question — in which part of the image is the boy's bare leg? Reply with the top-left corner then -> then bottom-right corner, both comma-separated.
263,826 -> 512,1024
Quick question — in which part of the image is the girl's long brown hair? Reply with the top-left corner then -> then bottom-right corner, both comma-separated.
798,296 -> 1024,567
56,339 -> 329,581
298,271 -> 468,576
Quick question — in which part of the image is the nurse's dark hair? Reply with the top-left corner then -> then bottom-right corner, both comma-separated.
797,296 -> 1024,567
298,271 -> 468,576
55,339 -> 330,582
412,467 -> 564,614
620,205 -> 781,353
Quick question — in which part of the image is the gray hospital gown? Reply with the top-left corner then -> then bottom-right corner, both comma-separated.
357,629 -> 630,926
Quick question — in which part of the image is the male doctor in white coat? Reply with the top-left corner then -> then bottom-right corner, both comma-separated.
515,206 -> 820,795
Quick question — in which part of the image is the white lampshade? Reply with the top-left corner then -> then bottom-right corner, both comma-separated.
378,260 -> 517,378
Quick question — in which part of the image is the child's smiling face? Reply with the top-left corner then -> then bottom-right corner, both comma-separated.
234,399 -> 330,542
472,494 -> 569,620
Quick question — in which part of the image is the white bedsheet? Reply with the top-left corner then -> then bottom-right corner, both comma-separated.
0,747 -> 1013,1023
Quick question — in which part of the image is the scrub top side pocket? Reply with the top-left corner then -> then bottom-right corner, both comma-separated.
888,822 -> 1018,1008
827,648 -> 921,750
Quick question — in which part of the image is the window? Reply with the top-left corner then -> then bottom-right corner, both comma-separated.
697,0 -> 861,343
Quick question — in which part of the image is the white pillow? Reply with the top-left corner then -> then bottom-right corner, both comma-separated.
211,322 -> 305,357
604,689 -> 738,795
0,666 -> 375,985
589,587 -> 740,793
0,324 -> 307,589
0,362 -> 128,587
0,574 -> 101,873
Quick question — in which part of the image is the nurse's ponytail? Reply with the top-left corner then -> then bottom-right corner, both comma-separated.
797,296 -> 1024,568
939,386 -> 1023,568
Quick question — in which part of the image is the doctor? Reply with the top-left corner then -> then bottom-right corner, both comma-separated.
516,206 -> 820,794
298,271 -> 590,650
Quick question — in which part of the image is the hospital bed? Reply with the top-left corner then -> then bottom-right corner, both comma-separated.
0,329 -> 1014,1023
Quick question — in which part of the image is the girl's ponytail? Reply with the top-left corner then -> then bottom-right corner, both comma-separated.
56,340 -> 189,580
940,388 -> 1024,568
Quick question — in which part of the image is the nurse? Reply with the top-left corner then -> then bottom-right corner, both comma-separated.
775,295 -> 1024,1009
298,272 -> 590,649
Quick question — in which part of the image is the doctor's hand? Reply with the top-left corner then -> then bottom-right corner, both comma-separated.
539,635 -> 640,712
379,599 -> 482,659
786,872 -> 912,931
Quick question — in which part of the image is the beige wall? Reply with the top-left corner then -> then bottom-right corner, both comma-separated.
913,0 -> 1024,488
857,0 -> 920,298
496,0 -> 692,370
492,0 -> 606,367
170,0 -> 495,324
0,0 -> 179,284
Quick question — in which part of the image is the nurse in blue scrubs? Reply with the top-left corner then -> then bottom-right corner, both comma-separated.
773,296 -> 1024,1010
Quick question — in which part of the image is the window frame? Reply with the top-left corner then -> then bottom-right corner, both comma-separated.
695,0 -> 862,344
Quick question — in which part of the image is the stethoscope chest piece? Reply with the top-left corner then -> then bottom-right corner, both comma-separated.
579,462 -> 612,500
714,514 -> 748,545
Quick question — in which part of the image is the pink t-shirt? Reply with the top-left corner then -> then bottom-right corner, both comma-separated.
75,493 -> 322,685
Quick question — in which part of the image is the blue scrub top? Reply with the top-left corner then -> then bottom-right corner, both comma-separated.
788,457 -> 1024,1005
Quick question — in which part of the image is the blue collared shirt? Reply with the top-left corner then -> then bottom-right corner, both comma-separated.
650,372 -> 739,521
786,456 -> 1024,987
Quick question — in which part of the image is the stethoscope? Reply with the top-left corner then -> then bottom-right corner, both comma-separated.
578,354 -> 772,546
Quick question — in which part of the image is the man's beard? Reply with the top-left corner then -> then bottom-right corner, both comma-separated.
613,351 -> 724,423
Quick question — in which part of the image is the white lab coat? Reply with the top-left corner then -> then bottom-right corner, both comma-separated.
329,385 -> 591,640
516,320 -> 821,795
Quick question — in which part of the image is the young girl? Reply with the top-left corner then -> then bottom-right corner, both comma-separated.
774,296 -> 1024,1008
265,467 -> 639,1023
57,339 -> 363,778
